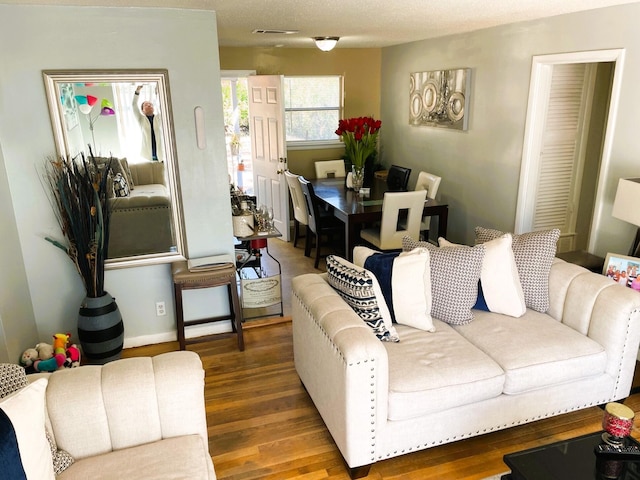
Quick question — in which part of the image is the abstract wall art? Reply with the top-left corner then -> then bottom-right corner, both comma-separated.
409,68 -> 470,131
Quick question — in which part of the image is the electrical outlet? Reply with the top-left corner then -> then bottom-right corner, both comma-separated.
156,301 -> 166,316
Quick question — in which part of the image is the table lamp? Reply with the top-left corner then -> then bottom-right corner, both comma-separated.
612,177 -> 640,257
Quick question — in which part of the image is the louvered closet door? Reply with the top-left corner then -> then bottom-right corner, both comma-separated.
533,63 -> 594,253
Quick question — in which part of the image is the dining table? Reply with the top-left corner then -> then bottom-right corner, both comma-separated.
310,177 -> 449,261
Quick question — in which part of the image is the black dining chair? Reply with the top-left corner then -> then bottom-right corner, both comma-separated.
298,176 -> 345,268
386,165 -> 412,191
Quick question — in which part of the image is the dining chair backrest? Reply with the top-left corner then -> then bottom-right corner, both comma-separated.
378,190 -> 427,250
315,160 -> 346,179
415,171 -> 441,199
386,165 -> 412,191
298,176 -> 320,233
284,170 -> 308,226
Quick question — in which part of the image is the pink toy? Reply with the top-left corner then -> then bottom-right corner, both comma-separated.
64,344 -> 81,368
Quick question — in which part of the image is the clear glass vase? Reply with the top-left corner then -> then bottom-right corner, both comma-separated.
351,165 -> 365,192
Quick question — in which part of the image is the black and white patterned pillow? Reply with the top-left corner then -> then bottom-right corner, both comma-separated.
326,255 -> 400,342
402,237 -> 484,325
112,172 -> 130,197
0,364 -> 74,474
475,227 -> 560,313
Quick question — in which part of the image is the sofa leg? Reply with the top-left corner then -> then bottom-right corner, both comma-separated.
347,464 -> 372,479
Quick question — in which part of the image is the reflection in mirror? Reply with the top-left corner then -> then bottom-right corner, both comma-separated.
43,70 -> 186,269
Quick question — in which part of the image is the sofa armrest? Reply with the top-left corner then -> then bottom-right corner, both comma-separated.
292,273 -> 388,469
44,351 -> 208,461
549,259 -> 640,398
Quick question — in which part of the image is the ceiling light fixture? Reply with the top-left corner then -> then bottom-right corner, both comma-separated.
313,36 -> 339,52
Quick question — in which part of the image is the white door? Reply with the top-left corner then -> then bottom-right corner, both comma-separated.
247,75 -> 290,241
515,49 -> 625,253
530,63 -> 594,253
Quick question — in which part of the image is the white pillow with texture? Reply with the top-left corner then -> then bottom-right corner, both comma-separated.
0,378 -> 55,480
439,234 -> 526,317
353,246 -> 435,332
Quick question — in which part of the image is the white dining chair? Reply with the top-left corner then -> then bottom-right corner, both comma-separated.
284,170 -> 309,250
359,190 -> 427,250
314,159 -> 346,179
413,171 -> 441,239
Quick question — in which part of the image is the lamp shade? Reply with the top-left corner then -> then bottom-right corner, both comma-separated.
313,36 -> 339,52
612,178 -> 640,227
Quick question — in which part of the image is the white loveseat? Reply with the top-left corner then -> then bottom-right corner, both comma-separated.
292,250 -> 640,478
7,351 -> 216,479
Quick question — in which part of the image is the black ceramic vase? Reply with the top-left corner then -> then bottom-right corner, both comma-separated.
78,291 -> 124,364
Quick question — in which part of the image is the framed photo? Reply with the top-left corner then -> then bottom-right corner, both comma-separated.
603,252 -> 640,291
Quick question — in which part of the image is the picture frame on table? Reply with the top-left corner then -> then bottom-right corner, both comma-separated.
603,252 -> 640,291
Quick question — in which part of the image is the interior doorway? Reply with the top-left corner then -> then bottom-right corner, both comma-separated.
221,70 -> 255,195
515,49 -> 625,254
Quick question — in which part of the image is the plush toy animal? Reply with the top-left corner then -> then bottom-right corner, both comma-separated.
52,333 -> 70,355
35,342 -> 54,360
20,348 -> 39,367
64,344 -> 81,368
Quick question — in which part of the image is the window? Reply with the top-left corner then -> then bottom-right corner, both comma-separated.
283,75 -> 343,147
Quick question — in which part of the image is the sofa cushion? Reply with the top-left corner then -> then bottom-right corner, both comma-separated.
353,246 -> 435,332
402,236 -> 484,325
454,309 -> 607,394
0,378 -> 55,480
383,322 -> 505,421
475,227 -> 560,313
56,435 -> 210,480
326,255 -> 400,342
439,234 -> 526,318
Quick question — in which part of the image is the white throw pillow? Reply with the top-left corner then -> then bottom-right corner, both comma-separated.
0,378 -> 55,480
353,246 -> 435,332
439,234 -> 526,317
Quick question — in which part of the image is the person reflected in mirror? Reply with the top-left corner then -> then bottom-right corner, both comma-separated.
133,85 -> 163,162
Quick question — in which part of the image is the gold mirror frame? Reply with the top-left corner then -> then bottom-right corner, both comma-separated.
42,69 -> 186,269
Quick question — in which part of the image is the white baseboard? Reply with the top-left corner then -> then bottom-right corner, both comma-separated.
123,320 -> 233,349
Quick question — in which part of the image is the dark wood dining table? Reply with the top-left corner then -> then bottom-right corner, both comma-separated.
310,177 -> 449,261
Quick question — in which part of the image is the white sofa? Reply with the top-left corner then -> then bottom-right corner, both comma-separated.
292,256 -> 640,478
12,351 -> 216,479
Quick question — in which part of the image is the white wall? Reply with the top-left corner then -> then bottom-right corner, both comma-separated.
0,5 -> 235,360
380,2 -> 640,255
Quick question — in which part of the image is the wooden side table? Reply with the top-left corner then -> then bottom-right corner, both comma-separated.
171,261 -> 244,351
556,250 -> 605,273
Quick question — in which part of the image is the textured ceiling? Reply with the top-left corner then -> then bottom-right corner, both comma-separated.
4,0 -> 640,48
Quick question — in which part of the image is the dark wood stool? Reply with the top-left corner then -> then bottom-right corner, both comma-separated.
171,261 -> 244,351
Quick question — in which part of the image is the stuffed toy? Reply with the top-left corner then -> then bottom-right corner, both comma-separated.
52,333 -> 70,355
64,344 -> 81,368
35,342 -> 54,360
20,348 -> 39,367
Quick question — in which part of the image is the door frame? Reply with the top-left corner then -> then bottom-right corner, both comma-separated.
515,49 -> 626,252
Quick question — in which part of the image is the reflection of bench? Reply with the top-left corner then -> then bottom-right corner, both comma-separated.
109,160 -> 173,258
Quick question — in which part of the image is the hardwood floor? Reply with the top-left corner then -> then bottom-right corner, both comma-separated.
122,238 -> 640,479
122,323 -> 640,480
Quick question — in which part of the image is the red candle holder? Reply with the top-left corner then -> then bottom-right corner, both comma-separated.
602,402 -> 635,446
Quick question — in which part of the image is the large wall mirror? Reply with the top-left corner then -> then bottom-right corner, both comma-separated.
43,69 -> 186,269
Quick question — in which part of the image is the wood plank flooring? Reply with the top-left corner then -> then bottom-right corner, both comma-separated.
122,324 -> 640,480
122,238 -> 640,478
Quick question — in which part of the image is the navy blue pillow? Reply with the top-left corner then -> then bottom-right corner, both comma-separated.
0,408 -> 28,480
364,251 -> 401,322
473,281 -> 490,312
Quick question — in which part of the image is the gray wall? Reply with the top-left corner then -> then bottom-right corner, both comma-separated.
0,5 -> 234,362
380,2 -> 640,254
